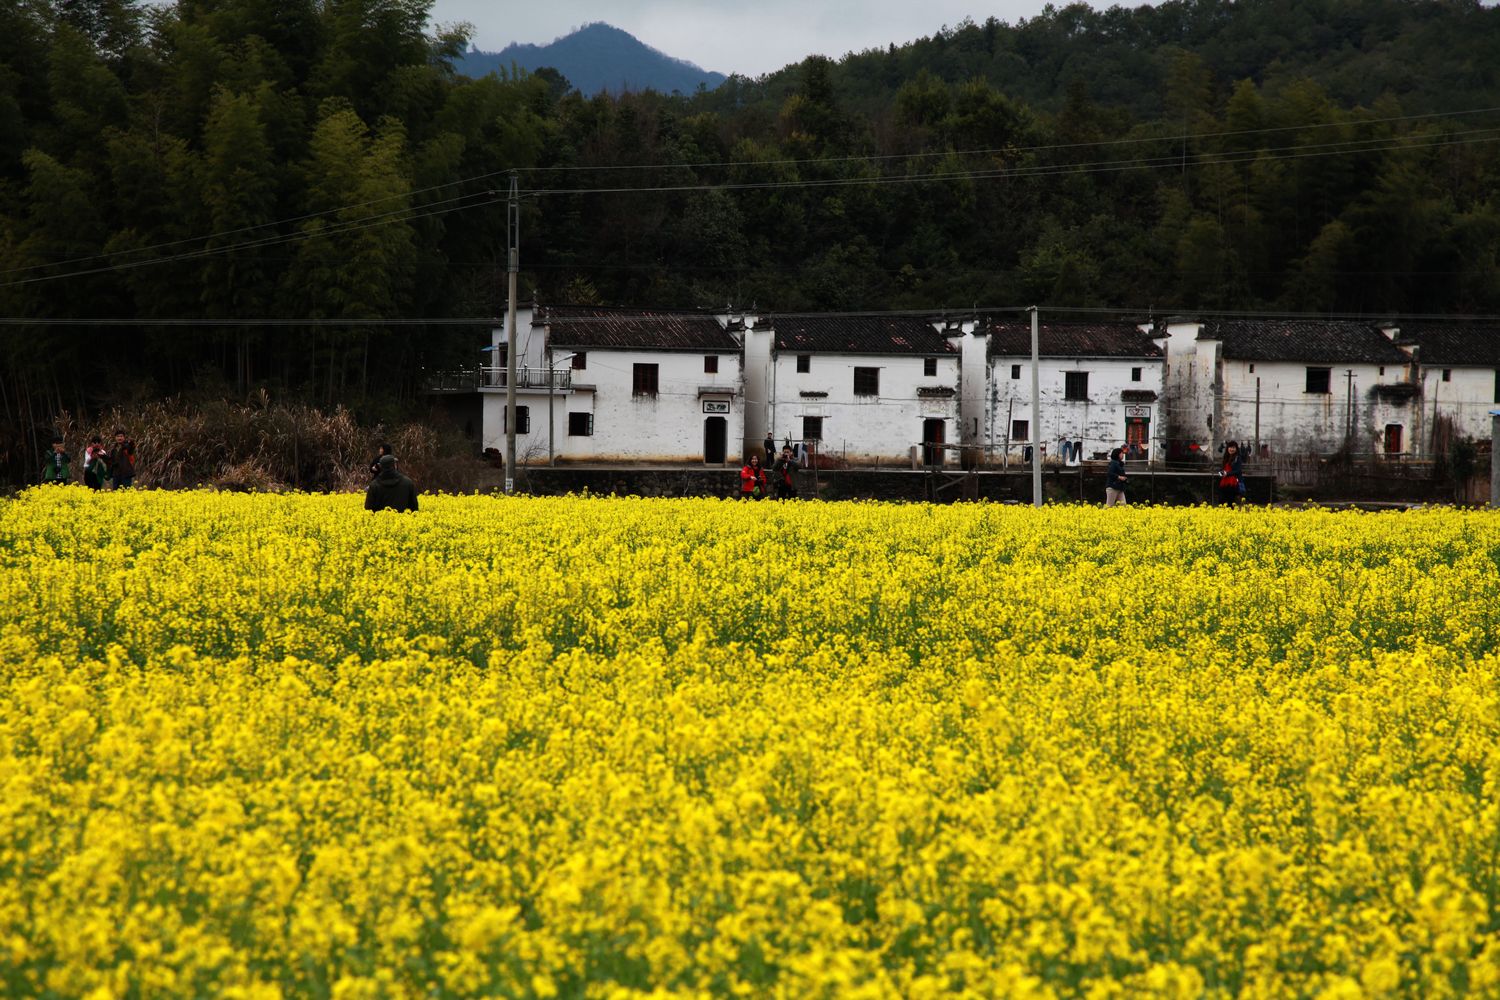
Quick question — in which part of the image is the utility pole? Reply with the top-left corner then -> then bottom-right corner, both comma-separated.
1344,369 -> 1354,454
1254,377 -> 1261,457
1491,409 -> 1500,508
1030,306 -> 1042,508
505,172 -> 519,495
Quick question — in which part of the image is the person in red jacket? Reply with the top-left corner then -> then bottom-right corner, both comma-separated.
739,454 -> 767,500
1216,440 -> 1245,505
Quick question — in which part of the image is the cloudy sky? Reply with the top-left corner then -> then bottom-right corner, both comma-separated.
427,1 -> 1107,78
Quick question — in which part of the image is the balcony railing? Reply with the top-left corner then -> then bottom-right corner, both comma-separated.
425,366 -> 573,392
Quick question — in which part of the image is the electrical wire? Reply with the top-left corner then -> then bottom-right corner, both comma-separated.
528,127 -> 1500,196
6,106 -> 1500,289
0,190 -> 504,289
517,103 -> 1500,173
19,121 -> 1474,290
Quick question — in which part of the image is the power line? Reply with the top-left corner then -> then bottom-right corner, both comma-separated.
516,103 -> 1500,174
529,127 -> 1500,196
5,104 -> 1498,286
7,305 -> 1500,326
0,172 -> 516,280
9,123 -> 1492,292
0,190 -> 503,289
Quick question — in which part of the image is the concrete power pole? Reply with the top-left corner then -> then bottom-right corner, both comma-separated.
1030,306 -> 1042,508
505,172 -> 519,495
1491,409 -> 1500,508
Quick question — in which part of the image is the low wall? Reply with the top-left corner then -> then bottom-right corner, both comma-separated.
512,465 -> 1274,505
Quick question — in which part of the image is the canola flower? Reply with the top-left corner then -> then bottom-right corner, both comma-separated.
0,487 -> 1498,998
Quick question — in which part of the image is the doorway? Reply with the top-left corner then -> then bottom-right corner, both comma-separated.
922,418 -> 946,467
704,417 -> 727,464
1384,423 -> 1403,455
1125,416 -> 1150,457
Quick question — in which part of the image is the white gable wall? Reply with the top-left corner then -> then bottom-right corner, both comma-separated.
740,322 -> 773,459
557,348 -> 743,464
770,352 -> 959,465
988,356 -> 1164,462
1215,358 -> 1417,455
1418,365 -> 1500,444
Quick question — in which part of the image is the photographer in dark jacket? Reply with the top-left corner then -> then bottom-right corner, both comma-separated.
1105,447 -> 1128,506
365,454 -> 419,512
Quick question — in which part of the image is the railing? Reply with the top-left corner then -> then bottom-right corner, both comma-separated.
425,366 -> 573,392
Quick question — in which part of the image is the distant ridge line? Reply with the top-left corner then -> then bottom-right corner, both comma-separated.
456,22 -> 727,96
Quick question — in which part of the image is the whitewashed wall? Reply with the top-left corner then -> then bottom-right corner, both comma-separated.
1160,321 -> 1216,451
740,323 -> 774,459
770,352 -> 959,465
987,356 -> 1164,462
1416,366 -> 1500,444
1214,359 -> 1417,455
951,325 -> 986,447
546,348 -> 743,464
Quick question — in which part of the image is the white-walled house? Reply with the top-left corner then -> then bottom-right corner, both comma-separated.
1398,325 -> 1500,447
765,316 -> 960,465
1176,320 -> 1418,456
535,306 -> 745,464
985,320 -> 1166,464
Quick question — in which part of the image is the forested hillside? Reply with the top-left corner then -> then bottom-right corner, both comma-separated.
2,0 -> 1499,438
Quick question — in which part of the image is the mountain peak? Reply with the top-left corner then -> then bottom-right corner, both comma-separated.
457,22 -> 727,96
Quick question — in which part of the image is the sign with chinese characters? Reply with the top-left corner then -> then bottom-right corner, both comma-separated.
1125,405 -> 1152,419
703,400 -> 730,414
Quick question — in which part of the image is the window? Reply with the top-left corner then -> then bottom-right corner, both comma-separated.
504,405 -> 530,434
632,363 -> 659,397
1011,419 -> 1029,442
1378,366 -> 1385,376
1248,363 -> 1255,374
704,355 -> 719,374
1494,370 -> 1500,404
923,357 -> 937,377
1305,367 -> 1332,394
1442,368 -> 1452,382
1011,364 -> 1022,380
571,352 -> 587,370
796,354 -> 811,373
1131,367 -> 1142,382
853,367 -> 880,397
567,412 -> 593,436
802,416 -> 823,441
1064,371 -> 1089,401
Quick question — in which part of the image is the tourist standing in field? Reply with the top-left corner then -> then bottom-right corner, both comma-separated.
740,454 -> 767,500
773,445 -> 799,499
111,430 -> 137,488
1217,440 -> 1245,505
82,437 -> 110,490
1105,447 -> 1128,506
40,437 -> 70,485
365,454 -> 419,512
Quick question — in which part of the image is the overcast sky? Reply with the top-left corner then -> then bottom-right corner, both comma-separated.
428,2 -> 1109,78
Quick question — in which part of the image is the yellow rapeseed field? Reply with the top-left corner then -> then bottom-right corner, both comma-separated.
1,488 -> 1498,999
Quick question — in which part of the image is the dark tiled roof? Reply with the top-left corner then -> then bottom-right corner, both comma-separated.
986,321 -> 1163,359
539,305 -> 738,351
773,316 -> 957,355
1200,320 -> 1410,364
1397,325 -> 1500,367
